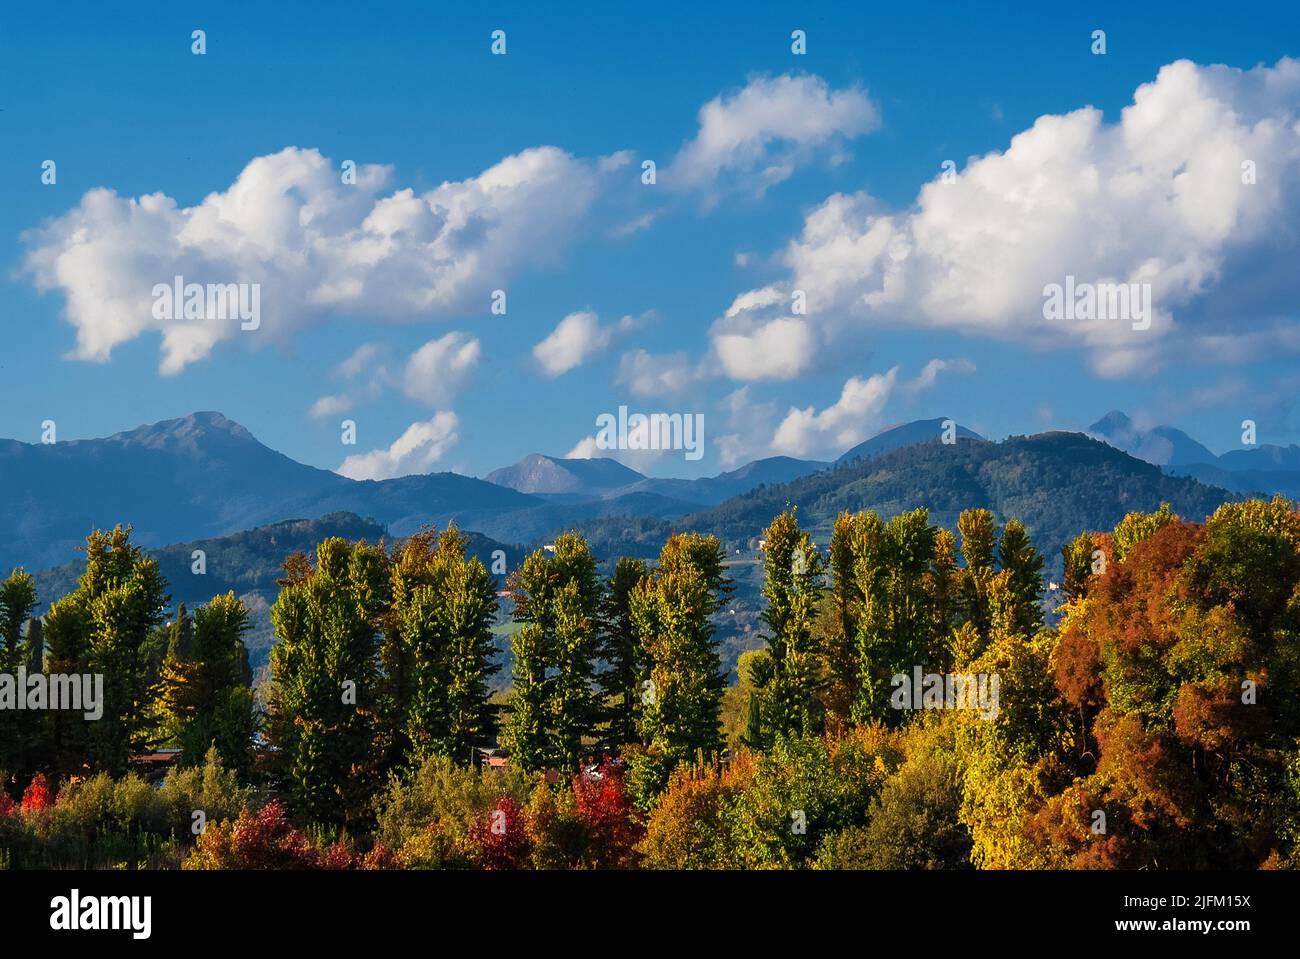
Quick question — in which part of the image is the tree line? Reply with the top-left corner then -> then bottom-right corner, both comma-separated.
3,495 -> 1299,869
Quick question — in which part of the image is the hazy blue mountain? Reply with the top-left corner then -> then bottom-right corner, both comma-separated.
485,451 -> 828,508
1167,462 -> 1300,499
1217,444 -> 1300,472
835,418 -> 983,464
1088,410 -> 1300,500
624,455 -> 831,506
0,412 -> 540,571
485,453 -> 646,495
583,431 -> 1238,571
1087,410 -> 1219,466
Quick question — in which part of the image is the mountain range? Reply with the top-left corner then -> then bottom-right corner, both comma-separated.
5,408 -> 1286,682
1087,410 -> 1300,498
4,409 -> 1291,579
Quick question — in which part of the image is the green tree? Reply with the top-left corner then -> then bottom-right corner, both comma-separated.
851,509 -> 938,725
597,557 -> 649,749
266,538 -> 388,825
40,526 -> 168,777
957,508 -> 997,636
0,569 -> 39,778
997,519 -> 1045,637
382,527 -> 499,772
755,509 -> 825,743
156,593 -> 256,779
632,533 -> 731,767
501,532 -> 602,772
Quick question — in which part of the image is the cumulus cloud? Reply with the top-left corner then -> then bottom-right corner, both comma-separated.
532,310 -> 643,377
770,360 -> 971,457
715,386 -> 780,468
708,285 -> 815,381
773,368 -> 900,457
905,358 -> 976,395
616,349 -> 697,398
23,145 -> 616,374
758,58 -> 1300,378
402,331 -> 480,406
669,73 -> 879,197
533,311 -> 608,377
337,413 -> 460,480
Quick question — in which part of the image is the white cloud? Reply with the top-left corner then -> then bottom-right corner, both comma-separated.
769,360 -> 967,457
23,145 -> 614,374
763,58 -> 1300,377
616,349 -> 696,398
337,413 -> 459,480
533,311 -> 609,377
532,310 -> 644,377
905,358 -> 976,395
669,73 -> 880,197
309,393 -> 353,419
564,436 -> 601,459
706,286 -> 816,381
564,433 -> 668,472
402,331 -> 480,406
715,386 -> 779,468
773,368 -> 899,457
336,342 -> 382,379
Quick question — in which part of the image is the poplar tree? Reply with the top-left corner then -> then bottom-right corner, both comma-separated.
597,557 -> 649,749
0,569 -> 39,777
40,526 -> 168,777
382,527 -> 499,771
266,538 -> 388,825
156,593 -> 256,779
850,509 -> 938,725
632,532 -> 731,766
756,508 -> 825,743
957,508 -> 998,636
501,532 -> 602,772
996,519 -> 1045,636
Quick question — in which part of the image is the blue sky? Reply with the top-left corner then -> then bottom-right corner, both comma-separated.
3,0 -> 1299,479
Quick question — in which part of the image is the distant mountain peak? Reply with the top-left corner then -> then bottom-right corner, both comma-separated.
835,417 -> 983,464
486,452 -> 645,495
108,411 -> 258,451
1090,410 -> 1134,432
1087,410 -> 1217,467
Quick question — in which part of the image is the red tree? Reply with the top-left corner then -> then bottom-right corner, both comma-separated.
572,760 -> 643,868
20,773 -> 52,814
469,796 -> 532,870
